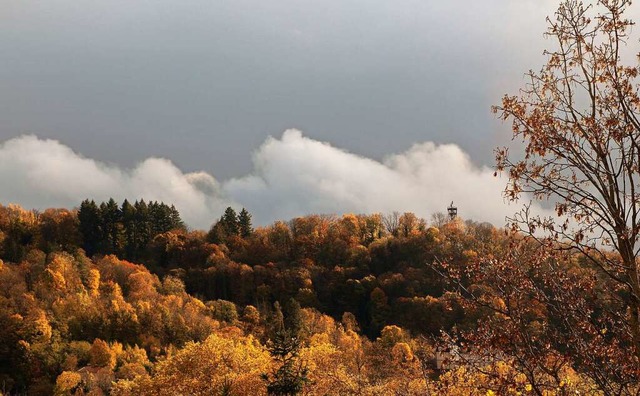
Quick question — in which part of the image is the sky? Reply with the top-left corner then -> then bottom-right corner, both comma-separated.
0,0 -> 607,228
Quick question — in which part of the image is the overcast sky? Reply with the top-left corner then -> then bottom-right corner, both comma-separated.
0,0 -> 621,227
1,0 -> 561,175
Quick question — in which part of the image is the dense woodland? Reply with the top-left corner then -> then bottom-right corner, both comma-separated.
0,200 -> 632,395
5,0 -> 640,394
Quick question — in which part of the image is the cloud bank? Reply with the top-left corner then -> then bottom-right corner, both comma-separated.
0,131 -> 529,229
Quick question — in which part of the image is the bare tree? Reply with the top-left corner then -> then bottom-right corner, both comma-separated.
382,212 -> 400,237
494,0 -> 640,358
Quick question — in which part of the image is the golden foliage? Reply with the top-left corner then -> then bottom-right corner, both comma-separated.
54,371 -> 82,396
112,331 -> 271,396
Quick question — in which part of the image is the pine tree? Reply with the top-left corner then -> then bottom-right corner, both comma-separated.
78,199 -> 101,256
262,331 -> 308,396
222,207 -> 239,236
148,202 -> 185,234
121,199 -> 136,260
284,298 -> 303,338
262,302 -> 308,395
238,208 -> 253,238
168,204 -> 185,230
148,201 -> 165,235
100,198 -> 123,254
206,221 -> 227,244
133,199 -> 151,254
207,207 -> 240,244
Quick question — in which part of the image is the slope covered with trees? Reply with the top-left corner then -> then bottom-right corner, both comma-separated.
0,201 -> 630,395
4,1 -> 640,394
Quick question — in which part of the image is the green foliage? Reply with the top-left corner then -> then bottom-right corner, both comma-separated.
78,199 -> 101,256
77,198 -> 185,260
210,300 -> 239,323
283,298 -> 303,338
101,198 -> 123,254
238,208 -> 253,238
223,207 -> 239,236
208,207 -> 255,244
262,330 -> 309,396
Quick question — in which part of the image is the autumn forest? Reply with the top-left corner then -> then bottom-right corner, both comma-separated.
5,0 -> 640,395
0,199 -> 624,396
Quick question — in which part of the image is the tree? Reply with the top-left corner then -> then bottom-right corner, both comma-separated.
368,287 -> 391,336
382,212 -> 400,237
207,207 -> 241,244
262,331 -> 309,396
283,298 -> 303,338
90,339 -> 116,370
432,237 -> 637,395
112,333 -> 270,396
168,204 -> 185,231
239,208 -> 254,238
262,301 -> 309,395
133,200 -> 151,255
78,200 -> 102,256
397,212 -> 426,238
121,200 -> 136,260
38,208 -> 80,254
148,201 -> 184,235
101,198 -> 123,254
223,207 -> 240,236
493,0 -> 640,360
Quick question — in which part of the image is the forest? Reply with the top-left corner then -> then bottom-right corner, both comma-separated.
0,199 -> 633,395
4,1 -> 640,395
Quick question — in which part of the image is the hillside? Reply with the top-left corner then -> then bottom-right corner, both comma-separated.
0,202 -> 631,395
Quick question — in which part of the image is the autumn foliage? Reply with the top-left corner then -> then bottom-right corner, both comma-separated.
4,1 -> 640,393
0,200 -> 623,395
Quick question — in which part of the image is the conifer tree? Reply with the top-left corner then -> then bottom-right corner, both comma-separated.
283,298 -> 303,338
168,204 -> 185,230
222,207 -> 239,236
133,199 -> 151,255
121,199 -> 136,260
78,199 -> 101,256
100,198 -> 123,254
207,207 -> 241,244
262,301 -> 309,395
206,221 -> 226,244
148,201 -> 165,235
238,208 -> 253,238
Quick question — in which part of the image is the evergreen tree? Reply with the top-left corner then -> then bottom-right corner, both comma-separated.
238,208 -> 253,238
206,207 -> 240,244
262,302 -> 308,395
121,199 -> 136,260
283,298 -> 303,337
206,221 -> 226,244
100,198 -> 123,254
148,201 -> 164,235
133,199 -> 151,255
149,201 -> 185,234
222,207 -> 239,236
267,301 -> 285,338
78,199 -> 101,256
168,204 -> 185,230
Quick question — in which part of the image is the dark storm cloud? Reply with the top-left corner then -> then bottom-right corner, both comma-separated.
1,0 -> 562,179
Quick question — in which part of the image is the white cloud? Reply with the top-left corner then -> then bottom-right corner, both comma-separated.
0,135 -> 233,228
225,129 -> 521,225
0,131 -> 541,229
